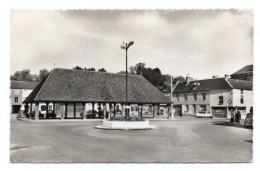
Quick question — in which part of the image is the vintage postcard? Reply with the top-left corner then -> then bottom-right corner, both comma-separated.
10,9 -> 253,163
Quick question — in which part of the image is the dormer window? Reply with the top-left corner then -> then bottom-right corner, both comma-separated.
192,82 -> 200,90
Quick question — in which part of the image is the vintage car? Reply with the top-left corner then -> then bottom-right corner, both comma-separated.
83,110 -> 98,119
194,111 -> 213,118
244,112 -> 253,128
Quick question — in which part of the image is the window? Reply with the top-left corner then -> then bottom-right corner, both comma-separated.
48,105 -> 52,110
240,97 -> 244,104
176,94 -> 179,101
219,96 -> 223,105
41,105 -> 47,111
200,105 -> 206,112
202,93 -> 206,100
185,105 -> 189,112
193,93 -> 197,101
241,89 -> 244,94
184,94 -> 187,101
14,97 -> 18,103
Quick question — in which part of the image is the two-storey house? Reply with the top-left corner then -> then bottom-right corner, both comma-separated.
172,77 -> 253,119
10,80 -> 39,113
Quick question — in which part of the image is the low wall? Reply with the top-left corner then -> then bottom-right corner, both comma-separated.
103,120 -> 150,129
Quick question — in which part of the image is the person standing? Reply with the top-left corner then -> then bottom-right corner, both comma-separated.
237,111 -> 241,124
235,111 -> 241,124
230,110 -> 235,123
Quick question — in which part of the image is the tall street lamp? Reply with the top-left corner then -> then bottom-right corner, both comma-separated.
121,41 -> 134,118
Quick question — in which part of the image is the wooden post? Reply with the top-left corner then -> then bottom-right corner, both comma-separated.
74,103 -> 76,119
140,104 -> 143,118
98,103 -> 101,118
46,102 -> 49,119
121,103 -> 125,117
35,102 -> 39,120
30,102 -> 33,118
82,103 -> 86,120
92,103 -> 95,119
108,103 -> 112,119
60,103 -> 64,120
113,103 -> 116,117
53,103 -> 56,115
157,104 -> 160,116
138,105 -> 141,118
152,105 -> 155,119
65,103 -> 68,119
25,103 -> 29,117
103,103 -> 107,120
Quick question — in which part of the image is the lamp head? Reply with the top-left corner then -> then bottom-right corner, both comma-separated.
128,41 -> 134,46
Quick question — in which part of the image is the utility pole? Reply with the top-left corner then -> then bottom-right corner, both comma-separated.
121,41 -> 134,118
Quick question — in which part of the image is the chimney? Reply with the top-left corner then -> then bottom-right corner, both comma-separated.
212,75 -> 218,78
186,77 -> 192,85
225,74 -> 230,79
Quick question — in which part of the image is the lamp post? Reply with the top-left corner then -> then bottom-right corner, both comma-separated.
121,41 -> 134,118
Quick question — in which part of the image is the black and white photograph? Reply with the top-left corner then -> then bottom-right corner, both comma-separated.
7,6 -> 255,164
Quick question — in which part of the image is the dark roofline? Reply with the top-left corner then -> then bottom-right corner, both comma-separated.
173,89 -> 211,93
231,64 -> 253,76
10,80 -> 40,89
23,68 -> 172,104
58,67 -> 142,77
172,77 -> 233,93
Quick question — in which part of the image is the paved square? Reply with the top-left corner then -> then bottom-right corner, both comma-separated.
10,118 -> 253,163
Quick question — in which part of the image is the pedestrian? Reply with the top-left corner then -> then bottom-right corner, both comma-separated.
237,111 -> 241,124
235,111 -> 241,124
230,110 -> 234,123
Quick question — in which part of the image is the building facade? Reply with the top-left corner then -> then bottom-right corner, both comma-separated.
172,77 -> 253,119
10,80 -> 39,113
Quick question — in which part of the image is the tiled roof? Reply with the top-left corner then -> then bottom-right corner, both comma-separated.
10,80 -> 39,89
231,65 -> 253,75
227,79 -> 253,90
24,68 -> 172,104
173,78 -> 253,93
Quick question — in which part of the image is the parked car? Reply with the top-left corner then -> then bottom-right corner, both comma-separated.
39,111 -> 44,119
85,110 -> 98,119
244,112 -> 253,128
46,110 -> 56,119
194,111 -> 213,118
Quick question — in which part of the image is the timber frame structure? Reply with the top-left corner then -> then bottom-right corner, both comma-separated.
23,68 -> 172,120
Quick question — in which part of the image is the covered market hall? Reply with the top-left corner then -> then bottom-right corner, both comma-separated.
23,68 -> 172,120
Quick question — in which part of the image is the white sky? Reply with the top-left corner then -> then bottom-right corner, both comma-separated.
10,9 -> 253,79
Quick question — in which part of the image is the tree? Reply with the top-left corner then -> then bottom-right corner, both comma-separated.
86,68 -> 96,71
173,76 -> 186,83
152,68 -> 161,75
135,63 -> 146,75
38,69 -> 49,81
11,69 -> 33,81
98,68 -> 107,72
73,66 -> 83,70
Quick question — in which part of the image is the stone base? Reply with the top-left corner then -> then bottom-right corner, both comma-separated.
94,119 -> 158,130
